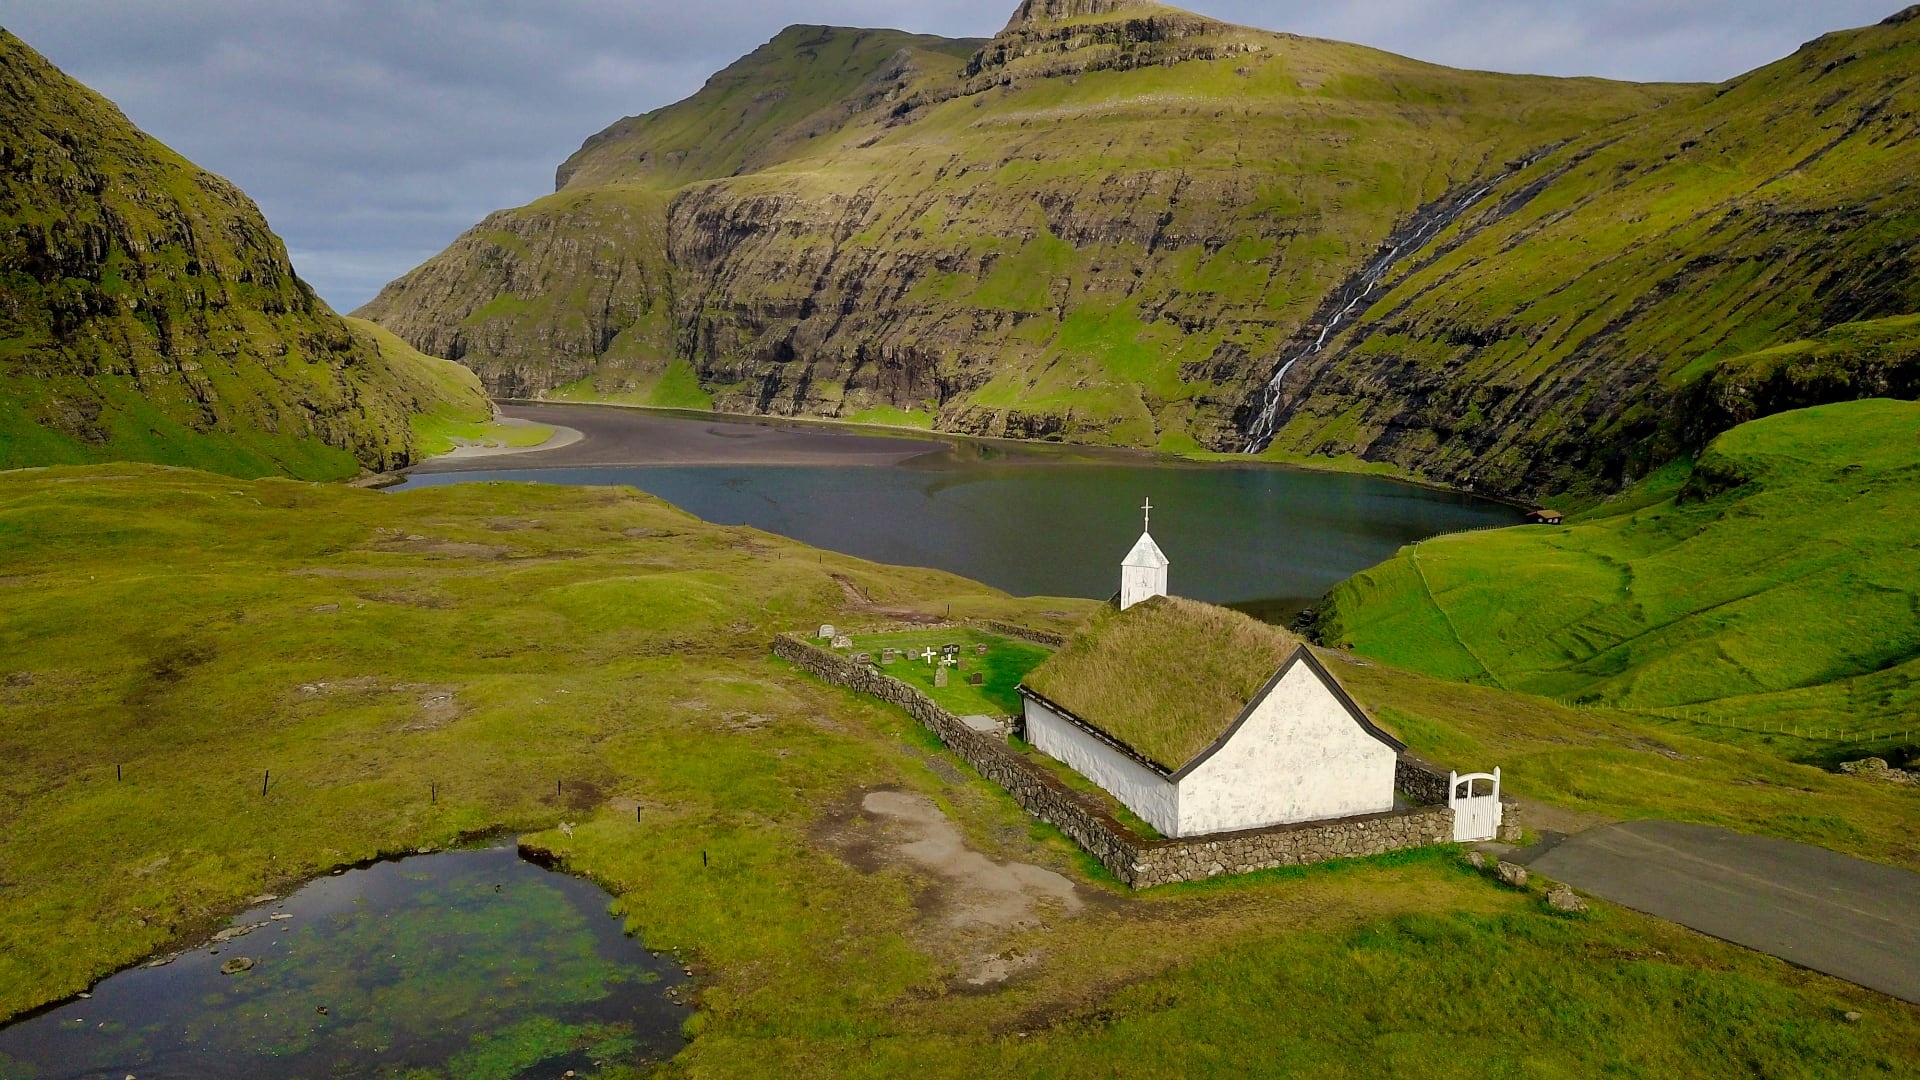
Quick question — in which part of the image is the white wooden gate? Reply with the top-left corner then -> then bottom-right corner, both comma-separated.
1449,767 -> 1502,843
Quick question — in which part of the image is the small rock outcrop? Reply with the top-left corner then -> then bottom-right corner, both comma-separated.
1496,861 -> 1529,888
1006,0 -> 1164,26
1546,885 -> 1589,913
1839,758 -> 1920,785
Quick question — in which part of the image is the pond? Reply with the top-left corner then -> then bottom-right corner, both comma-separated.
395,406 -> 1522,622
0,844 -> 685,1079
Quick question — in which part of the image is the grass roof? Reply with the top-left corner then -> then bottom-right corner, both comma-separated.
1022,596 -> 1304,771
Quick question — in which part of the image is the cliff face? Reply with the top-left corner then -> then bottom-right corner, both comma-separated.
0,30 -> 484,478
361,8 -> 1672,449
360,2 -> 1920,497
1251,7 -> 1920,497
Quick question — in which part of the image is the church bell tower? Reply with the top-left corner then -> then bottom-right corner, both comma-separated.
1119,497 -> 1169,610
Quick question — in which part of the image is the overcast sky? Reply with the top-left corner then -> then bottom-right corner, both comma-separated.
1,1 -> 1899,311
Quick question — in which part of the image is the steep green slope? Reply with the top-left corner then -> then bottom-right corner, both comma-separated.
1319,399 -> 1920,762
555,25 -> 984,190
340,317 -> 496,451
1260,7 -> 1920,496
0,30 -> 479,479
359,2 -> 1674,448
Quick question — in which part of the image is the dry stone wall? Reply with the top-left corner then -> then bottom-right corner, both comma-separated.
973,619 -> 1067,649
777,633 -> 1470,887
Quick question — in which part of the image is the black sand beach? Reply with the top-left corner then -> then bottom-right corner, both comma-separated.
409,402 -> 948,471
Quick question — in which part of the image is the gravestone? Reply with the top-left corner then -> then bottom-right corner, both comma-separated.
976,644 -> 989,656
817,624 -> 836,641
934,667 -> 950,688
880,650 -> 898,665
852,652 -> 872,664
968,673 -> 984,686
831,635 -> 853,650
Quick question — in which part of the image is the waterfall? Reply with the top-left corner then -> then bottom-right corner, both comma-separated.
1240,173 -> 1514,454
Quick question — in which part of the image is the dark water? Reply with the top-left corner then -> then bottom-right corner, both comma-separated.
0,845 -> 685,1079
395,461 -> 1519,619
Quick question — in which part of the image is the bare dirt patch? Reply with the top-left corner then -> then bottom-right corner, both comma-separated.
365,534 -> 513,559
814,788 -> 1090,986
391,683 -> 465,731
829,573 -> 944,624
862,790 -> 1084,985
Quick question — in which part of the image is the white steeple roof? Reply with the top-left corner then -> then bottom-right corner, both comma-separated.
1123,531 -> 1169,569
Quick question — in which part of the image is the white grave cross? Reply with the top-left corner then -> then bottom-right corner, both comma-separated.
920,647 -> 937,663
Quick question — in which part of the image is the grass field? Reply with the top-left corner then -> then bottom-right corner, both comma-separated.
1320,400 -> 1920,771
2,465 -> 1917,1075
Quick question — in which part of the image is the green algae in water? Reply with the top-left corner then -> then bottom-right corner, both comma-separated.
0,844 -> 685,1078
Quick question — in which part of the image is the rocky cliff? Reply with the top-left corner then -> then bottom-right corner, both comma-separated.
1251,6 -> 1920,497
359,2 -> 1920,497
0,30 -> 487,478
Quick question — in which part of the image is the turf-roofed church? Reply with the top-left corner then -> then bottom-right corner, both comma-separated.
1018,503 -> 1404,838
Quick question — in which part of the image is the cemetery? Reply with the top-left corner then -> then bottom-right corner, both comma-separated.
788,502 -> 1512,881
810,624 -> 1052,719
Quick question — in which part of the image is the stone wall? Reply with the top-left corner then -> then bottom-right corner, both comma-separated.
1396,754 -> 1453,805
776,633 -> 1476,887
972,619 -> 1066,648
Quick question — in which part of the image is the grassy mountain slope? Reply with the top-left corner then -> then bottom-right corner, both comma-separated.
359,4 -> 1674,450
1261,8 -> 1920,496
1319,399 -> 1920,766
0,30 -> 483,479
555,25 -> 985,191
4,465 -> 1917,1069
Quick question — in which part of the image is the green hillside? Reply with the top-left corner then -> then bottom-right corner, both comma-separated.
358,2 -> 1676,455
1319,399 -> 1920,762
1264,7 -> 1920,496
4,463 -> 1916,1070
0,30 -> 484,479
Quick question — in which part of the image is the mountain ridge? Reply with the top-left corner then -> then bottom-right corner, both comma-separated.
359,3 -> 1917,498
0,29 -> 489,478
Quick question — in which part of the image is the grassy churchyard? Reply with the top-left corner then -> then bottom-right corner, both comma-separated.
830,628 -> 1052,717
1,463 -> 1917,1075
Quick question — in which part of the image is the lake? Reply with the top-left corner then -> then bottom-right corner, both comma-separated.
396,406 -> 1522,620
0,844 -> 685,1079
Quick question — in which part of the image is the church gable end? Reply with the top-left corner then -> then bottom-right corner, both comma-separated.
1172,646 -> 1403,834
1171,647 -> 1404,781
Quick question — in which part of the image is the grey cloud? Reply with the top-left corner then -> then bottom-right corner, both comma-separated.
0,1 -> 1899,309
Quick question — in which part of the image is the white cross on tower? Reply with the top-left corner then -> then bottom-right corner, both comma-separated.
1142,496 -> 1153,532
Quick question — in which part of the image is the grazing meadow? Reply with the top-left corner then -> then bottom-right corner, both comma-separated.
2,463 -> 1916,1074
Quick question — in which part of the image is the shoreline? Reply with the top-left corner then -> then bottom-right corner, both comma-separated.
408,398 -> 1531,509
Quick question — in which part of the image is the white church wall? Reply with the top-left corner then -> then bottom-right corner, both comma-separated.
1024,697 -> 1180,836
1175,662 -> 1397,835
1119,563 -> 1167,610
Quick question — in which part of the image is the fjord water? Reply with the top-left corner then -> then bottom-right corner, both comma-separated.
0,845 -> 684,1078
398,457 -> 1520,620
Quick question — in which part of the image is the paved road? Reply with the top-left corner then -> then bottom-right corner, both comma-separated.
1523,820 -> 1920,1003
